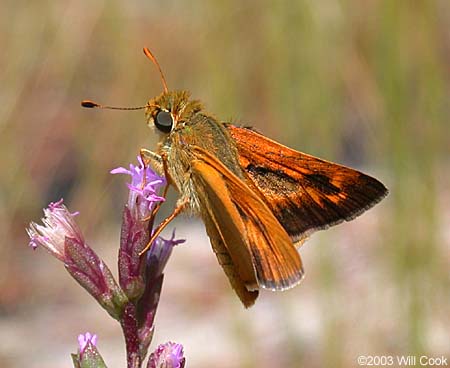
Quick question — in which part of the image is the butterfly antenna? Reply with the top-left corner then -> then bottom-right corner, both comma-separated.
143,47 -> 169,93
81,100 -> 152,110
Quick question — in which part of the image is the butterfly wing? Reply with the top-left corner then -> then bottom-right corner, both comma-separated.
190,146 -> 304,301
190,155 -> 259,307
226,124 -> 388,244
201,202 -> 259,308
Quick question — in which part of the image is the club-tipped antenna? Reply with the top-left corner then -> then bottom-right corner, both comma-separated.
143,47 -> 169,93
81,100 -> 153,110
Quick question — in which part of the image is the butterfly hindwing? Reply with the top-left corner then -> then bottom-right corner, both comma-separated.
226,124 -> 388,243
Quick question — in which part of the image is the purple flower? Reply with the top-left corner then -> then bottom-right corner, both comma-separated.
113,157 -> 185,360
26,199 -> 83,261
27,158 -> 187,367
74,332 -> 107,368
26,199 -> 127,319
115,156 -> 183,301
78,332 -> 97,355
146,231 -> 185,282
147,342 -> 185,368
111,156 -> 166,220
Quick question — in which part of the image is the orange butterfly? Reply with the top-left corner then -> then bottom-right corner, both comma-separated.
83,48 -> 388,307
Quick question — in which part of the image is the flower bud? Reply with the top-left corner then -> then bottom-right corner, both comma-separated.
147,342 -> 185,368
27,200 -> 128,319
72,332 -> 107,368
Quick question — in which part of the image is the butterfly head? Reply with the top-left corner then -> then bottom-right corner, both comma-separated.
145,90 -> 204,135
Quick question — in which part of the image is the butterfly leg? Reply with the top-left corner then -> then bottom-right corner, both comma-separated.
139,197 -> 188,256
140,148 -> 163,174
139,149 -> 187,255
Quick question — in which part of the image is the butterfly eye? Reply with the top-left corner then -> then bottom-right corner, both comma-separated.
154,110 -> 173,133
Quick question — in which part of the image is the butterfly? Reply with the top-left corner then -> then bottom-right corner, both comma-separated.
83,48 -> 388,307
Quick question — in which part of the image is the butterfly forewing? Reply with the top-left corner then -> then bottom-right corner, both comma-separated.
190,159 -> 259,307
226,125 -> 388,243
191,146 -> 304,294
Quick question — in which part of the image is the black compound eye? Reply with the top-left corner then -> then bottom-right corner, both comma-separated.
154,110 -> 173,133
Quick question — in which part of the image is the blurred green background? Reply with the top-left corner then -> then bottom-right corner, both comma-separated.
1,1 -> 449,367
